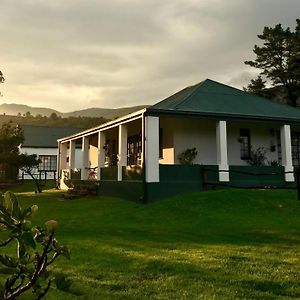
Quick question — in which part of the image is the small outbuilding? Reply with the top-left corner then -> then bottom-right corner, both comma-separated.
20,125 -> 82,180
57,79 -> 300,201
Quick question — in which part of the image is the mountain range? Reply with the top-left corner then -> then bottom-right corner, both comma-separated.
0,103 -> 148,119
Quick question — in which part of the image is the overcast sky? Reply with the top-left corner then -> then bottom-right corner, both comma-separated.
0,0 -> 299,112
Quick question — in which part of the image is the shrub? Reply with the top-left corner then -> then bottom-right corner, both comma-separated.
0,191 -> 70,299
178,148 -> 198,165
247,147 -> 267,166
268,160 -> 281,166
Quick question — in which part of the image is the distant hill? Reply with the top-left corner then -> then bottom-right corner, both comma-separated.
0,103 -> 60,117
0,103 -> 148,119
62,105 -> 148,119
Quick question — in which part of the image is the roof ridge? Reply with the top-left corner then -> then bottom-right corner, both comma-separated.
204,78 -> 246,94
198,79 -> 300,112
171,79 -> 207,109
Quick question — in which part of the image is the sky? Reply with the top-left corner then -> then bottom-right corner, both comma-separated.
0,0 -> 299,112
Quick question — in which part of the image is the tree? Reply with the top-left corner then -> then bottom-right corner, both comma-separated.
244,76 -> 269,98
49,113 -> 59,121
24,112 -> 32,118
18,154 -> 42,193
0,122 -> 24,180
0,191 -> 70,299
0,122 -> 42,192
0,71 -> 4,84
0,71 -> 5,97
245,19 -> 300,107
0,122 -> 24,166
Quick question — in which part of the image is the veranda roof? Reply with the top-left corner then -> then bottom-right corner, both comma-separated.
146,79 -> 300,123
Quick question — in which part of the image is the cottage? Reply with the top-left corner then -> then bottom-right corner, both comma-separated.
57,79 -> 300,201
20,125 -> 82,180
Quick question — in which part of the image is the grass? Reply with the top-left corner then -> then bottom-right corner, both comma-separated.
2,184 -> 300,299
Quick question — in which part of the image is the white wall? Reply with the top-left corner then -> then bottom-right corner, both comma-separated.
159,117 -> 281,166
19,147 -> 82,179
174,119 -> 217,165
88,135 -> 99,168
160,118 -> 217,165
227,122 -> 279,165
159,118 -> 175,164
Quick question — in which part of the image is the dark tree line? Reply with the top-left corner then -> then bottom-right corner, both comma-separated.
0,113 -> 109,129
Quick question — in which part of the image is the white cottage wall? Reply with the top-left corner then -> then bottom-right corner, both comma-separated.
89,135 -> 99,168
227,122 -> 279,165
19,147 -> 82,179
173,119 -> 217,165
159,118 -> 175,164
159,117 -> 281,166
159,118 -> 217,165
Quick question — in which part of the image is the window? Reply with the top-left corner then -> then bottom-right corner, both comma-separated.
291,132 -> 300,166
39,155 -> 57,171
127,133 -> 142,165
239,129 -> 251,160
276,130 -> 282,163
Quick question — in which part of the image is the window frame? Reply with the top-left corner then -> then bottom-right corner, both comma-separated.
239,129 -> 251,160
38,155 -> 57,171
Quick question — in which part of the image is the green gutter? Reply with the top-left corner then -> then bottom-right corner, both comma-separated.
145,109 -> 300,124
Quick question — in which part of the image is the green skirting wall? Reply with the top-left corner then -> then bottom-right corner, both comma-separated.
97,164 -> 295,202
229,166 -> 287,187
98,165 -> 204,202
98,181 -> 144,201
98,166 -> 144,201
145,164 -> 204,201
201,165 -> 295,188
122,166 -> 143,181
101,166 -> 118,181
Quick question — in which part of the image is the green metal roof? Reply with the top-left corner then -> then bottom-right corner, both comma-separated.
147,79 -> 300,123
22,125 -> 83,148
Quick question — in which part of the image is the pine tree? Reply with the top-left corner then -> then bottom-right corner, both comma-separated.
244,76 -> 269,98
245,19 -> 300,107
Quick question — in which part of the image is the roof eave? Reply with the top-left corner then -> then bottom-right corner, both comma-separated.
57,108 -> 146,143
145,108 -> 300,124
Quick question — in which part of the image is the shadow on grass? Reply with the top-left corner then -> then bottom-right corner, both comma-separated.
75,246 -> 300,299
73,226 -> 300,248
240,280 -> 300,299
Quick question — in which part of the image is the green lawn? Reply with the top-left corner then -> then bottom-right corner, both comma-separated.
3,186 -> 300,299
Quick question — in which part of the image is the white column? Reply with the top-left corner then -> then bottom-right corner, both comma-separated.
69,140 -> 76,170
81,136 -> 89,180
141,116 -> 144,166
59,142 -> 68,171
58,142 -> 69,189
97,131 -> 106,180
280,125 -> 294,182
117,125 -> 128,181
145,116 -> 159,182
216,120 -> 229,182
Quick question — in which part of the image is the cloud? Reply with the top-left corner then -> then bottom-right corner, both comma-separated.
0,0 -> 299,111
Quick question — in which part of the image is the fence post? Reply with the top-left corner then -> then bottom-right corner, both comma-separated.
201,166 -> 207,190
296,167 -> 300,201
